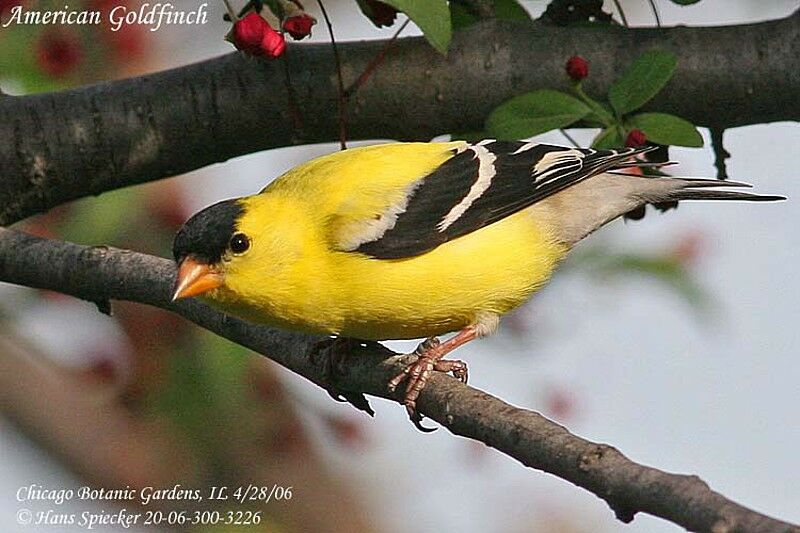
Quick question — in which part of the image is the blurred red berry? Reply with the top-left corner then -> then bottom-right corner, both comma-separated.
0,0 -> 21,16
250,371 -> 281,403
626,128 -> 647,147
36,30 -> 82,79
283,13 -> 315,40
271,418 -> 311,456
88,0 -> 146,61
545,387 -> 577,422
106,20 -> 146,60
85,357 -> 119,384
565,55 -> 589,81
324,415 -> 368,449
671,232 -> 705,267
232,12 -> 285,58
363,0 -> 398,27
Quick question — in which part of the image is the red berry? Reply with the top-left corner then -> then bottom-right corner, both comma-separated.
232,12 -> 286,58
364,0 -> 398,28
36,30 -> 82,78
565,55 -> 589,81
283,13 -> 315,40
260,25 -> 286,58
626,128 -> 647,147
233,12 -> 269,55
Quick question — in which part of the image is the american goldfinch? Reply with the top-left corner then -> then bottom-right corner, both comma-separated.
172,140 -> 782,418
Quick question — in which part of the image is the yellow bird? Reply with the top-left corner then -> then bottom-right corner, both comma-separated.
172,140 -> 782,419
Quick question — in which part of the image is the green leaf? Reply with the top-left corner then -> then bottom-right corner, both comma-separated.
486,90 -> 590,139
451,0 -> 530,30
263,0 -> 284,17
591,126 -> 623,149
449,3 -> 475,30
575,87 -> 615,127
495,0 -> 532,21
381,0 -> 452,54
628,113 -> 703,147
608,50 -> 678,115
450,131 -> 487,143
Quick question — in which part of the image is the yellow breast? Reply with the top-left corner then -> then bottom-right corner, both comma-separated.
211,198 -> 566,340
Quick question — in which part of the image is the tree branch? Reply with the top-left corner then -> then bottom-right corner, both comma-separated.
0,227 -> 796,533
1,11 -> 798,224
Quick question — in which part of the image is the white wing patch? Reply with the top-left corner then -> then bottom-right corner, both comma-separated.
437,143 -> 498,231
349,141 -> 655,260
338,180 -> 423,251
511,141 -> 540,155
532,148 -> 587,184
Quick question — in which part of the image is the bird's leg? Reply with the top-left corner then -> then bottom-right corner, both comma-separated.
309,336 -> 375,416
387,327 -> 477,426
413,336 -> 441,355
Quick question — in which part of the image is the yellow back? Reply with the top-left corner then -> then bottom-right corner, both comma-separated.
208,142 -> 567,339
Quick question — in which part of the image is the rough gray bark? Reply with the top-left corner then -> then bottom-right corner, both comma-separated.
0,11 -> 798,224
0,227 -> 797,533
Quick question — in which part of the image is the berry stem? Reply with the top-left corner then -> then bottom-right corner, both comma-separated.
344,19 -> 409,98
647,0 -> 662,27
559,129 -> 580,148
611,0 -> 629,27
315,0 -> 347,150
221,0 -> 239,22
574,84 -> 613,127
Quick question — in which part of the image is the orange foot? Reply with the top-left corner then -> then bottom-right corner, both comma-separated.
387,328 -> 477,431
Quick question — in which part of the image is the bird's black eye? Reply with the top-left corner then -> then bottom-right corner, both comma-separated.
229,233 -> 250,255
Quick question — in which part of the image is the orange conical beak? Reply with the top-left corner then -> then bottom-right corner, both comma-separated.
172,257 -> 223,301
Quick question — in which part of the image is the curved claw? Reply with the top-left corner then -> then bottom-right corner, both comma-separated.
387,330 -> 476,431
407,405 -> 437,433
327,390 -> 347,402
311,336 -> 376,416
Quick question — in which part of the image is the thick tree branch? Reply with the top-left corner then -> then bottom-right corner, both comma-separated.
0,228 -> 797,533
1,12 -> 798,224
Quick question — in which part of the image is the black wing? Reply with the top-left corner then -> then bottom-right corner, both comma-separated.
354,140 -> 652,259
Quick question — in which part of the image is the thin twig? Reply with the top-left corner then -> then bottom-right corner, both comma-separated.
221,0 -> 239,21
710,127 -> 730,180
559,129 -> 580,148
222,0 -> 261,21
344,19 -> 410,98
281,54 -> 305,139
611,0 -> 629,27
648,0 -> 662,27
315,0 -> 347,150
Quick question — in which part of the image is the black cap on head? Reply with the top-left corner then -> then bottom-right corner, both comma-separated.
172,199 -> 244,264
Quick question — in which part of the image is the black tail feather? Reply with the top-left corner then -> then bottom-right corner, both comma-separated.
668,189 -> 786,202
624,179 -> 784,221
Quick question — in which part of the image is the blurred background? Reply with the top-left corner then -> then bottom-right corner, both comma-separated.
1,1 -> 798,532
